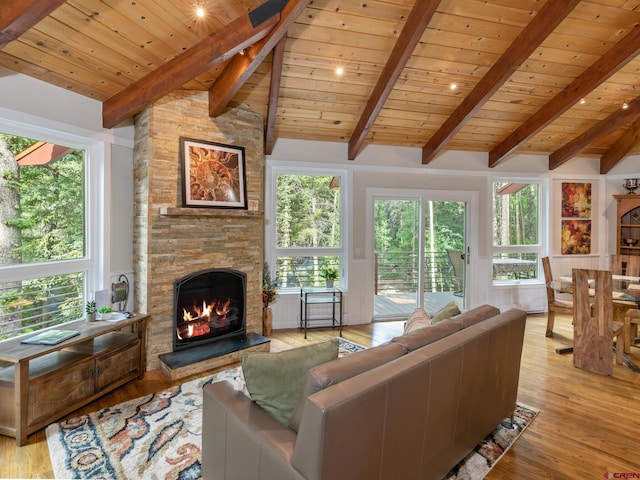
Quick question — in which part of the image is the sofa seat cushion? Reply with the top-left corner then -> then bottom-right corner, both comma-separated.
241,338 -> 339,426
288,341 -> 407,432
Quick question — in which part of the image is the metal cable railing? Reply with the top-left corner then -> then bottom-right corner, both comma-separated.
0,273 -> 84,340
375,251 -> 457,294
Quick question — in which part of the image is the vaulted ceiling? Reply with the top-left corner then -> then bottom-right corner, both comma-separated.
2,0 -> 640,172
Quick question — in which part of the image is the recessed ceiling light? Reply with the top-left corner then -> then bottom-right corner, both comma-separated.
579,98 -> 586,105
196,1 -> 206,18
623,101 -> 629,109
450,83 -> 457,90
335,67 -> 344,76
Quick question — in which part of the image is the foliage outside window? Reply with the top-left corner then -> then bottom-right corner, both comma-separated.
374,198 -> 466,296
0,132 -> 87,340
274,173 -> 342,288
492,181 -> 541,282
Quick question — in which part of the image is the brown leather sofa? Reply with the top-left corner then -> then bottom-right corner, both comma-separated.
202,305 -> 527,480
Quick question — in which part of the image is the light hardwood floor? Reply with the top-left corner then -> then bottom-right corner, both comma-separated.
2,312 -> 640,479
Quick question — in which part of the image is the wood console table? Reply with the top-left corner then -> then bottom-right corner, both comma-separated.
0,314 -> 149,445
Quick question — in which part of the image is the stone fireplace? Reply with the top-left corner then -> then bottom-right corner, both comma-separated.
133,91 -> 267,373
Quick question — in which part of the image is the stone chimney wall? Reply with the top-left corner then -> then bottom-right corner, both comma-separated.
133,91 -> 264,370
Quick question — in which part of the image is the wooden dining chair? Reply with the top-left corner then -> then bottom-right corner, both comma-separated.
572,268 -> 624,374
623,308 -> 640,353
542,256 -> 573,337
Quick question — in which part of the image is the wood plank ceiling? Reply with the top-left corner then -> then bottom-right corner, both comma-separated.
2,0 -> 640,172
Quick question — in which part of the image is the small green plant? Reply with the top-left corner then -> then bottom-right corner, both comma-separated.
99,305 -> 112,314
86,300 -> 97,315
320,265 -> 338,280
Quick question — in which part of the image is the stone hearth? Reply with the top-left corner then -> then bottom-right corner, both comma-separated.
133,91 -> 265,371
158,332 -> 270,380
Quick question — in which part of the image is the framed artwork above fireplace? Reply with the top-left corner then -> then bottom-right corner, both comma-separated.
180,137 -> 247,209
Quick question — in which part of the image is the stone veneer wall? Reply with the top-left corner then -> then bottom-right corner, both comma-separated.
133,91 -> 264,370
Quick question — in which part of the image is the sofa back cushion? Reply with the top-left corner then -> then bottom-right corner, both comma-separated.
391,319 -> 460,351
391,304 -> 501,352
455,304 -> 500,328
288,341 -> 407,432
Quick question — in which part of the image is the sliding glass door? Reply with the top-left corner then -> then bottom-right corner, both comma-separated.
373,193 -> 468,319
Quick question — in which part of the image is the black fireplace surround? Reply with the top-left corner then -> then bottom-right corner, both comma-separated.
173,268 -> 246,351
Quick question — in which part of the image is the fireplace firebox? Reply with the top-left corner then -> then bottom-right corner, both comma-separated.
173,268 -> 246,351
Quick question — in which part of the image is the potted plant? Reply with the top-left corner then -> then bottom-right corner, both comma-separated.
98,305 -> 113,320
86,300 -> 97,322
262,262 -> 278,336
320,265 -> 338,288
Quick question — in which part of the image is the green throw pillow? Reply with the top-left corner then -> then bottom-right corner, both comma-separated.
241,338 -> 339,426
430,301 -> 461,324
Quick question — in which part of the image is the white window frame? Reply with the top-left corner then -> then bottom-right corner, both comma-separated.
491,177 -> 547,285
0,114 -> 110,332
265,163 -> 349,292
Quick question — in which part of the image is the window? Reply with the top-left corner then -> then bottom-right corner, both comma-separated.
270,170 -> 345,289
492,181 -> 542,282
0,127 -> 100,341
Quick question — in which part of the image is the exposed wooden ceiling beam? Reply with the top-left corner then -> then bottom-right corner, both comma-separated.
549,97 -> 640,170
421,0 -> 581,165
0,0 -> 67,50
102,11 -> 279,129
347,0 -> 440,161
489,26 -> 640,168
265,35 -> 287,156
208,0 -> 312,118
599,119 -> 640,174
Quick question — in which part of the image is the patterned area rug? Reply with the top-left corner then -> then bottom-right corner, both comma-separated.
46,338 -> 537,480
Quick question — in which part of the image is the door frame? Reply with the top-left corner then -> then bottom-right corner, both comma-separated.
365,187 -> 479,316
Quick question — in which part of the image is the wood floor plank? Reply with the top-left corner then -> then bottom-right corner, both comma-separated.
1,312 -> 639,479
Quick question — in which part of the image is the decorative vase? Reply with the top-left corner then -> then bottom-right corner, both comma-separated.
263,307 -> 272,336
326,279 -> 334,288
623,178 -> 638,194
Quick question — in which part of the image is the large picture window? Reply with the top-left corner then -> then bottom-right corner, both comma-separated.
492,180 -> 543,283
0,130 -> 95,340
270,170 -> 345,289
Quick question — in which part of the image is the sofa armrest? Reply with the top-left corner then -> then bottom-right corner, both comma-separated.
202,381 -> 304,480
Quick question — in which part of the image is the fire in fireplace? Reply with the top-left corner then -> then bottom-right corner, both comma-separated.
173,268 -> 246,351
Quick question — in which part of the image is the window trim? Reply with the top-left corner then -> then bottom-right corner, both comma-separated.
265,163 -> 349,291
